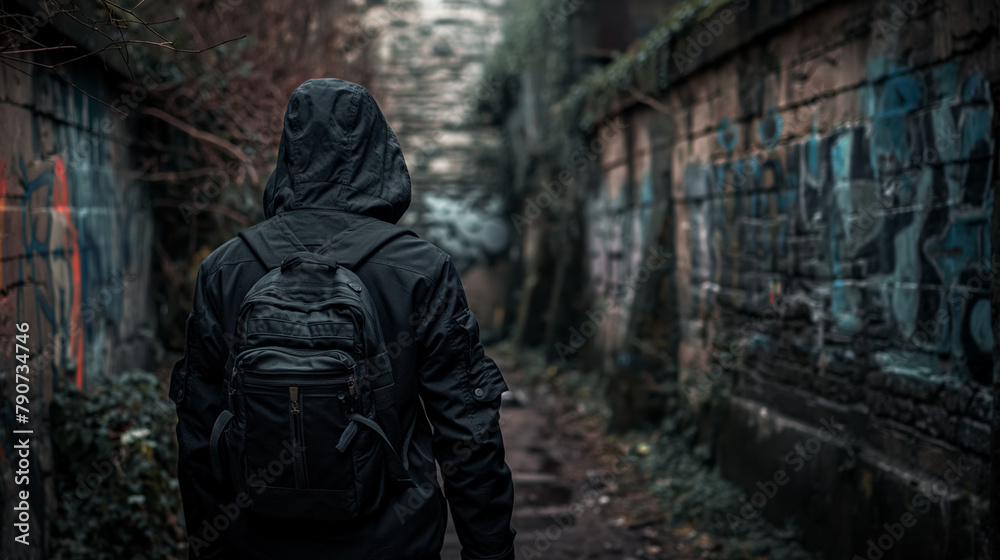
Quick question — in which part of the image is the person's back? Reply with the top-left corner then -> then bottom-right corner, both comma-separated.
169,78 -> 516,560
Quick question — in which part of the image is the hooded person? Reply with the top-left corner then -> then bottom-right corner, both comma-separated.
169,78 -> 516,560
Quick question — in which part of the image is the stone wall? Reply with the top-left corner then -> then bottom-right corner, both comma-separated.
362,0 -> 511,328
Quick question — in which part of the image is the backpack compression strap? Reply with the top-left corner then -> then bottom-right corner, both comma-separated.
314,218 -> 419,487
312,218 -> 418,487
210,410 -> 234,480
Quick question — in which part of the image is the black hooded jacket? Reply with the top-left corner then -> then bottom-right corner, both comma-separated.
169,79 -> 516,560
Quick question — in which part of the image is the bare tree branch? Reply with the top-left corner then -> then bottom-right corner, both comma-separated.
142,107 -> 260,185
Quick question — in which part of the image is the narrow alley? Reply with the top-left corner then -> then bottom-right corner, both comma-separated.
0,0 -> 998,559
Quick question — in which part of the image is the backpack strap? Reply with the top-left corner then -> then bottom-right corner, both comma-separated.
315,218 -> 418,487
210,410 -> 234,480
313,216 -> 416,270
237,216 -> 303,270
336,414 -> 415,487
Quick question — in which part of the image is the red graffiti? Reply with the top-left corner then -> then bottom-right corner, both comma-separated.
52,157 -> 84,388
0,160 -> 9,322
0,160 -> 5,295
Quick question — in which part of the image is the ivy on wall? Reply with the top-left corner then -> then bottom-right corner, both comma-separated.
482,0 -> 742,184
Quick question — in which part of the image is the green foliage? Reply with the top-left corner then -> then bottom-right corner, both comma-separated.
483,0 -> 735,170
481,0 -> 590,174
635,393 -> 817,560
558,0 -> 728,123
485,0 -> 571,81
480,0 -> 734,226
50,371 -> 183,560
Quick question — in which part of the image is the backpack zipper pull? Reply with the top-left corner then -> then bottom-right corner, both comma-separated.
289,386 -> 300,412
348,376 -> 356,396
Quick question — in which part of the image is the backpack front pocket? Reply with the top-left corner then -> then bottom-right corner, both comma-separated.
231,347 -> 389,521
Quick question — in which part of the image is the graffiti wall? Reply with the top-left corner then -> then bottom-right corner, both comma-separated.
0,61 -> 155,557
575,0 -> 996,555
679,60 -> 994,382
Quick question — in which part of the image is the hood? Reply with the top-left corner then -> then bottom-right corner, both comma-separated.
262,79 -> 411,223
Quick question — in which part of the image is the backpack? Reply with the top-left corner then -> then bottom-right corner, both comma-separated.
210,216 -> 417,522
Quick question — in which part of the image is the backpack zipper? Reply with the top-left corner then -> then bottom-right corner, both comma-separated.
238,292 -> 362,320
289,386 -> 308,489
236,346 -> 356,367
244,374 -> 351,388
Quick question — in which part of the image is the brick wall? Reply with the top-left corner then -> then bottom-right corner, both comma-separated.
507,0 -> 998,556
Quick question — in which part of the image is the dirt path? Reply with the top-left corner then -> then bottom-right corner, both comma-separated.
440,353 -> 711,560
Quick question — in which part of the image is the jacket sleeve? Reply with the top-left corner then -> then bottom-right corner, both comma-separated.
415,255 -> 516,560
169,265 -> 234,559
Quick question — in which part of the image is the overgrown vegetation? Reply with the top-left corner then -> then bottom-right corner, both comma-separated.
131,0 -> 372,349
50,371 -> 182,560
482,0 -> 734,167
3,0 -> 373,347
514,348 -> 816,560
634,395 -> 817,560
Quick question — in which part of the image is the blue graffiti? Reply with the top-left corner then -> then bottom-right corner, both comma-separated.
682,62 -> 994,383
717,118 -> 739,154
757,107 -> 783,152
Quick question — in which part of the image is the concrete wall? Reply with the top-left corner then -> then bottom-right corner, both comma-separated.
511,0 -> 997,556
0,54 -> 155,558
